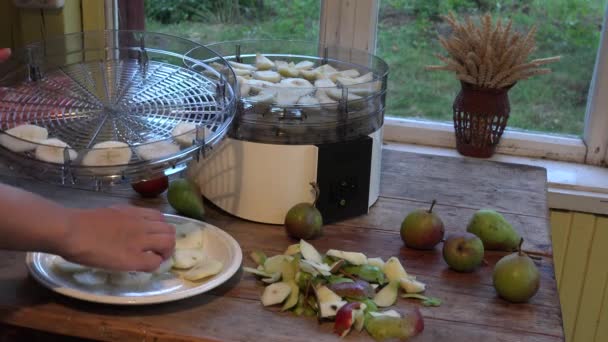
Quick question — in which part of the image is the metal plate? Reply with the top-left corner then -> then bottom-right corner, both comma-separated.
25,214 -> 243,305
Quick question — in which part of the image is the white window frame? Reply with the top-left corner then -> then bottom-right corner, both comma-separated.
320,0 -> 608,166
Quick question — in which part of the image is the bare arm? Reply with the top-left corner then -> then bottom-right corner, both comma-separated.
0,183 -> 175,272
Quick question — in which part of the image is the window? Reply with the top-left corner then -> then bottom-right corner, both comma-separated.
143,0 -> 320,44
112,0 -> 608,165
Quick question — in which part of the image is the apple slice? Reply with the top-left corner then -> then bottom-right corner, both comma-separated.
281,281 -> 300,311
326,249 -> 368,265
183,258 -> 223,281
255,53 -> 275,70
367,257 -> 385,269
173,248 -> 206,269
253,70 -> 281,83
315,285 -> 347,318
299,239 -> 323,263
261,281 -> 292,306
364,307 -> 424,341
373,280 -> 399,307
334,302 -> 367,337
400,276 -> 426,294
383,257 -> 409,282
174,223 -> 203,250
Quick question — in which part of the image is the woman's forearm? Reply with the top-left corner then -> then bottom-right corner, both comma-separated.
0,183 -> 71,254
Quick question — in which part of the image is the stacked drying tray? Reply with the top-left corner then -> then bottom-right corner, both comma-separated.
0,30 -> 237,190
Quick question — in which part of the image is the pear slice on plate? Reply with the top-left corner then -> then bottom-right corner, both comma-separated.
173,248 -> 206,269
183,258 -> 223,281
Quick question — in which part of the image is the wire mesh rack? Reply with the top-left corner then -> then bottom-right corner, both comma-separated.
0,30 -> 237,190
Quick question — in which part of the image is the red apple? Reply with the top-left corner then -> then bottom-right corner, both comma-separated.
334,302 -> 366,338
131,176 -> 169,198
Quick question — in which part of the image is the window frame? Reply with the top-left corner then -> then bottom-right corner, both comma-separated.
319,0 -> 608,166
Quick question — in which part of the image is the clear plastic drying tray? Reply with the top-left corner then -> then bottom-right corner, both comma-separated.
0,30 -> 237,189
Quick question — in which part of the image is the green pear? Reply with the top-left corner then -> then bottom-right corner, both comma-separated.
167,179 -> 205,220
493,239 -> 540,303
466,209 -> 521,251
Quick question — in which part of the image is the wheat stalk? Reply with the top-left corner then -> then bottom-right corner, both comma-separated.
429,12 -> 560,89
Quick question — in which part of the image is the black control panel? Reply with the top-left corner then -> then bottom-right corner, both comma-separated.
315,136 -> 372,224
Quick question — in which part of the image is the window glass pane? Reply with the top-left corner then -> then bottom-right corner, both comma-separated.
144,0 -> 320,43
376,0 -> 608,136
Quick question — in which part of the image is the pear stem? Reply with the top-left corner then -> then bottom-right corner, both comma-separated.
310,182 -> 320,207
518,237 -> 524,256
428,199 -> 437,213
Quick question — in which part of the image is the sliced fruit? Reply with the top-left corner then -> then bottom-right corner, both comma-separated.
54,258 -> 87,273
282,281 -> 300,311
300,69 -> 319,81
325,88 -> 363,102
280,78 -> 314,88
383,257 -> 409,282
232,68 -> 253,76
0,124 -> 48,152
135,140 -> 180,161
73,270 -> 108,286
314,78 -> 336,88
281,256 -> 299,281
315,285 -> 347,318
329,259 -> 345,273
239,78 -> 252,97
35,138 -> 77,164
82,141 -> 132,167
326,249 -> 368,265
367,257 -> 385,269
255,53 -> 275,70
277,65 -> 300,78
183,258 -> 223,281
373,280 -> 399,307
174,223 -> 204,249
275,88 -> 303,106
328,69 -> 361,81
228,61 -> 256,71
154,258 -> 174,274
250,250 -> 267,266
261,281 -> 292,306
334,302 -> 366,338
315,90 -> 338,104
246,89 -> 276,103
313,64 -> 338,75
299,239 -> 323,263
253,70 -> 282,83
246,79 -> 275,92
109,271 -> 153,286
294,60 -> 315,70
364,307 -> 424,341
173,248 -> 206,269
400,277 -> 426,294
297,96 -> 320,106
171,122 -> 213,147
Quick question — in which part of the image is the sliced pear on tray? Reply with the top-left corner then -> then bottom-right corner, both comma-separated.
135,140 -> 180,161
253,70 -> 282,83
82,141 -> 132,167
171,122 -> 212,147
35,138 -> 78,164
183,258 -> 223,281
0,124 -> 49,152
255,53 -> 275,70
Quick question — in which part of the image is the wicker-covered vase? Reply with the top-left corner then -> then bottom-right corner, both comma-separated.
452,81 -> 514,158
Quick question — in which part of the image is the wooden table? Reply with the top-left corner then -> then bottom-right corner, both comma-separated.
0,149 -> 564,341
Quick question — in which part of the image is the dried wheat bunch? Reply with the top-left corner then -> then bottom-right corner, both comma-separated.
426,12 -> 561,89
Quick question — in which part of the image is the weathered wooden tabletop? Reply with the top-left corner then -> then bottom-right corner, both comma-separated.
0,149 -> 564,341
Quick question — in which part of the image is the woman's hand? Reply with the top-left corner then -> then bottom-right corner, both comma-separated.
61,205 -> 176,272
